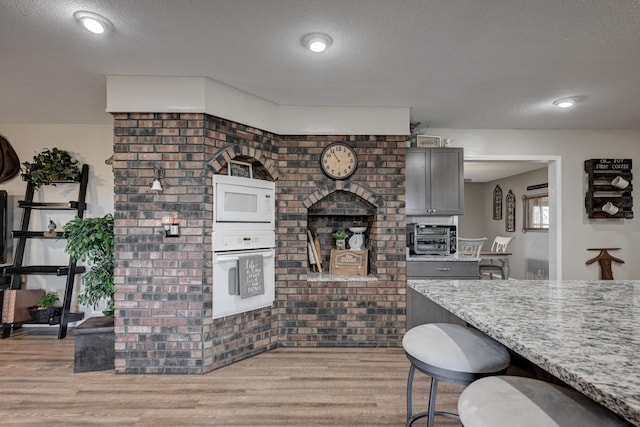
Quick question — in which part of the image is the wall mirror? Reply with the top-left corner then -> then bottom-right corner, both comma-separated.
522,193 -> 549,232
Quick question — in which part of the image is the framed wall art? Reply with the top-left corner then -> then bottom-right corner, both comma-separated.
228,160 -> 253,178
493,185 -> 503,220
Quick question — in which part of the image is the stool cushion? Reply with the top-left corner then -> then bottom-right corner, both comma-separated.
458,376 -> 629,427
402,323 -> 510,374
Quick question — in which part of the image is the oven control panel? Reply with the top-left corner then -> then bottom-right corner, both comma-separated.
212,230 -> 275,252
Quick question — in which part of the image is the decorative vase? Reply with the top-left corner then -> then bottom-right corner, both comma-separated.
336,239 -> 346,250
73,315 -> 115,372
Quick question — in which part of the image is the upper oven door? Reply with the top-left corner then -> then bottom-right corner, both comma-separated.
213,175 -> 275,224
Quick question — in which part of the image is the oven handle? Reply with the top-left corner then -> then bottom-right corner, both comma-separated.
214,250 -> 275,262
229,266 -> 238,295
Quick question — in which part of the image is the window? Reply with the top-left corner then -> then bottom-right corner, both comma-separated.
522,194 -> 549,232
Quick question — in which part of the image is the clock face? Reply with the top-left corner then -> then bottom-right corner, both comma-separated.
320,142 -> 358,180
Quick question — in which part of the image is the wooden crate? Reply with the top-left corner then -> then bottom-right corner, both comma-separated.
1,289 -> 45,323
329,249 -> 368,276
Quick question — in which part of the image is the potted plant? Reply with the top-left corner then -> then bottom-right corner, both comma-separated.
27,291 -> 62,324
63,213 -> 115,372
63,214 -> 115,316
21,148 -> 81,190
331,228 -> 349,250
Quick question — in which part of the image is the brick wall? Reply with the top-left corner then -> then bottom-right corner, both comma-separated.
112,113 -> 406,374
277,135 -> 407,347
112,113 -> 279,374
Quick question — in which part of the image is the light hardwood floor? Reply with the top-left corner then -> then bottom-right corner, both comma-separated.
0,328 -> 464,426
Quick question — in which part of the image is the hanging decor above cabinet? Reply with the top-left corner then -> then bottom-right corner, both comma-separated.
584,159 -> 633,219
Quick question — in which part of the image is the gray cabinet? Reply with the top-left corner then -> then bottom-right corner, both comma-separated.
406,148 -> 464,215
406,259 -> 478,328
407,287 -> 465,328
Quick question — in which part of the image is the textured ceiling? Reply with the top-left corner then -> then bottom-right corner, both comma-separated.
1,0 -> 640,129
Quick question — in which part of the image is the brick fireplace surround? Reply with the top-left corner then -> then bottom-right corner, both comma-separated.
113,112 -> 407,374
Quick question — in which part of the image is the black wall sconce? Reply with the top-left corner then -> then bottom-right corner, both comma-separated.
161,213 -> 180,237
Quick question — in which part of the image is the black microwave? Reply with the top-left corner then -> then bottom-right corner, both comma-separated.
407,223 -> 457,256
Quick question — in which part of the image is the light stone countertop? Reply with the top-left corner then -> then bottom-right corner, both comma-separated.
408,279 -> 640,426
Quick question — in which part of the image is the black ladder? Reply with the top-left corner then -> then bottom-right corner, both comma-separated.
1,164 -> 89,339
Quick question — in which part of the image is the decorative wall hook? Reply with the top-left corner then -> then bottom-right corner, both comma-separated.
586,247 -> 624,280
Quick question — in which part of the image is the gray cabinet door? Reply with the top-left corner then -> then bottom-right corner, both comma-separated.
406,148 -> 464,215
406,149 -> 430,214
430,148 -> 464,215
407,287 -> 465,328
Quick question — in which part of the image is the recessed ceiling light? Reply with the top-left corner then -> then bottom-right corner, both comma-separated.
302,33 -> 333,53
74,11 -> 114,35
553,97 -> 576,109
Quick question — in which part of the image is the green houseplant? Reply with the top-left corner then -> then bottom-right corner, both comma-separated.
21,148 -> 80,190
331,228 -> 349,250
37,291 -> 60,308
27,291 -> 62,323
63,214 -> 115,316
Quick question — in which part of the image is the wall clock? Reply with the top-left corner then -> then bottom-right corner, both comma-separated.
320,142 -> 358,180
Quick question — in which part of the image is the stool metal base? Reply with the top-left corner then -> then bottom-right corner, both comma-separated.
407,365 -> 460,426
405,353 -> 507,427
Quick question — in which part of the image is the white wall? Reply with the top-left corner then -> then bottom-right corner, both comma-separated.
459,183 -> 485,238
461,168 -> 549,280
0,124 -> 114,310
431,128 -> 640,280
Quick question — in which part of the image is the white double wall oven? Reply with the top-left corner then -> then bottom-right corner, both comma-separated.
212,175 -> 276,319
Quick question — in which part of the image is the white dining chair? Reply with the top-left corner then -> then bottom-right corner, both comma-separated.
480,236 -> 514,279
457,237 -> 487,257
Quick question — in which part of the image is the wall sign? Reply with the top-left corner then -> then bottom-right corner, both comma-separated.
505,190 -> 516,232
493,185 -> 503,220
584,159 -> 633,219
238,254 -> 265,299
416,135 -> 441,148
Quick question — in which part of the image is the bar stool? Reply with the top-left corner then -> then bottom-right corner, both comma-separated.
402,323 -> 510,427
458,376 -> 630,427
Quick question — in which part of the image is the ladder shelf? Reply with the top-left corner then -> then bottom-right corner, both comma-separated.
1,164 -> 89,339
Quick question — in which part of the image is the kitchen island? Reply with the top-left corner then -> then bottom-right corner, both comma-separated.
408,279 -> 640,426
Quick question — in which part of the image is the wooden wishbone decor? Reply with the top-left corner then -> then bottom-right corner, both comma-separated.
0,134 -> 20,183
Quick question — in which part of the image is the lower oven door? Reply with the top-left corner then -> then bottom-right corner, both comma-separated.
212,248 -> 275,319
